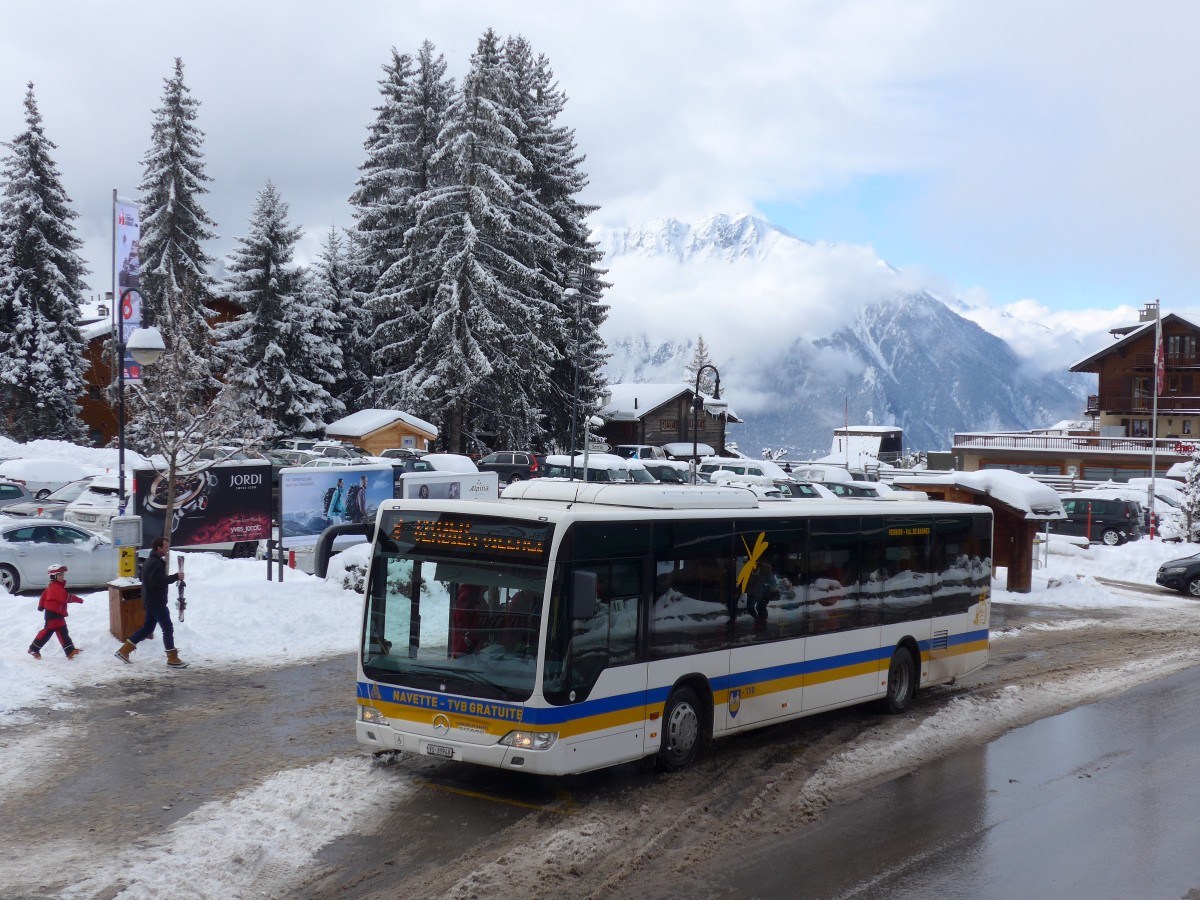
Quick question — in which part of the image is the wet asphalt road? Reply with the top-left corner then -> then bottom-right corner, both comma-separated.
696,664 -> 1200,900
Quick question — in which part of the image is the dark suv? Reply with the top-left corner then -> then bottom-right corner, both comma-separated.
476,451 -> 546,485
1050,495 -> 1144,546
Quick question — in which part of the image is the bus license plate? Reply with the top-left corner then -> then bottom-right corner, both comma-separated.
426,743 -> 454,758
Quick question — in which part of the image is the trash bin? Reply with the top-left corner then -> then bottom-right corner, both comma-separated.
108,579 -> 144,641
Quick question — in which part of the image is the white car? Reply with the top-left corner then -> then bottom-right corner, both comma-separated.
542,453 -> 634,482
62,474 -> 130,535
0,517 -> 117,593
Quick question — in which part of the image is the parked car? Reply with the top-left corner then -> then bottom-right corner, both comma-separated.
697,457 -> 771,482
0,517 -> 117,593
2,478 -> 95,520
542,453 -> 633,483
1049,495 -> 1144,546
820,481 -> 882,499
273,448 -> 319,466
275,437 -> 318,453
642,461 -> 691,484
0,478 -> 36,512
380,448 -> 429,460
774,479 -> 826,499
0,458 -> 95,499
311,441 -> 371,460
62,474 -> 130,535
301,457 -> 360,468
615,444 -> 668,460
1155,552 -> 1200,596
476,451 -> 546,485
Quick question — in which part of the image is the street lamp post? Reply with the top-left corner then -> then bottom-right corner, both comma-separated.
566,286 -> 581,482
691,365 -> 721,485
115,287 -> 166,514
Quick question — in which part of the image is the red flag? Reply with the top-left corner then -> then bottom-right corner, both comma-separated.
1155,329 -> 1165,395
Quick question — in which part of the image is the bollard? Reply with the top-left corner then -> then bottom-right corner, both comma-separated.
289,549 -> 296,569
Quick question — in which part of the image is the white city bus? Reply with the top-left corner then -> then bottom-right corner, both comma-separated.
356,481 -> 992,776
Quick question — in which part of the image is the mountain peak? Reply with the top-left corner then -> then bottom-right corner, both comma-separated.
593,213 -> 805,263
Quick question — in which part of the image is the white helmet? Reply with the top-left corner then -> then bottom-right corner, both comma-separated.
47,564 -> 68,576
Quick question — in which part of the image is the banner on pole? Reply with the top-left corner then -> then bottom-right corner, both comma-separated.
114,198 -> 142,381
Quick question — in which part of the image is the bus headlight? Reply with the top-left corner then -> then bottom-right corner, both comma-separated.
499,730 -> 558,751
361,706 -> 389,726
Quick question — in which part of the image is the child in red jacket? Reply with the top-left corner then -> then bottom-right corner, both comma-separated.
28,564 -> 84,660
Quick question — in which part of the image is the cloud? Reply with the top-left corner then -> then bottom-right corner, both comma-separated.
2,0 -> 1197,322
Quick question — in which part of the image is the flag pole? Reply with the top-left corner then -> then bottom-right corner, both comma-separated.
1150,299 -> 1162,540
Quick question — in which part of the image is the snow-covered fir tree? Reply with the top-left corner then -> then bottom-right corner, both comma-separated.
299,227 -> 352,420
685,334 -> 717,395
397,29 -> 561,451
129,58 -> 221,451
355,42 -> 455,410
503,35 -> 609,449
221,182 -> 334,438
0,84 -> 88,442
138,58 -> 218,339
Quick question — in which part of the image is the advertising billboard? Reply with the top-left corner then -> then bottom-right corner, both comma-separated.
133,463 -> 272,549
397,470 -> 499,501
280,464 -> 395,549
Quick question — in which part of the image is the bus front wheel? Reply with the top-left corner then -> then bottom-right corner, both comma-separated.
880,647 -> 916,714
657,686 -> 702,771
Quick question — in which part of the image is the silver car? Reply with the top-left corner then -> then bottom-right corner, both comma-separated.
0,479 -> 36,512
3,478 -> 94,520
0,517 -> 117,593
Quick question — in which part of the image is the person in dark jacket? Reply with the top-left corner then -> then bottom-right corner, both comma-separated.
28,564 -> 84,659
115,536 -> 188,668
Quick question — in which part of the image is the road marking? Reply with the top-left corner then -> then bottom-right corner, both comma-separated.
414,779 -> 574,813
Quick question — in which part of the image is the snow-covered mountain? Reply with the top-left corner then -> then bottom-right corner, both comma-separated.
597,214 -> 1090,456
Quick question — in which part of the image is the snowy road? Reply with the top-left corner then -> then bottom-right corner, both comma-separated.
5,596 -> 1200,898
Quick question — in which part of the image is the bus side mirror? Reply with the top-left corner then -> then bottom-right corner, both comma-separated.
570,570 -> 598,620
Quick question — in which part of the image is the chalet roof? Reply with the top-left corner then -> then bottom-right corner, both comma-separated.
325,408 -> 438,439
600,383 -> 743,423
1069,312 -> 1200,373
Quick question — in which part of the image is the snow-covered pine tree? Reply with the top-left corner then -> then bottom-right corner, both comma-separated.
398,29 -> 561,451
356,42 -> 455,410
503,36 -> 609,450
298,227 -> 352,423
137,59 -> 218,360
221,182 -> 333,438
685,334 -> 717,395
0,84 -> 89,443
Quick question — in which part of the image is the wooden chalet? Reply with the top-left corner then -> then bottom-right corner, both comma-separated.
952,303 -> 1197,481
596,384 -> 742,455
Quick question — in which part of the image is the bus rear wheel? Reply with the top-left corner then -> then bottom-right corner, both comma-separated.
657,686 -> 702,771
880,647 -> 916,714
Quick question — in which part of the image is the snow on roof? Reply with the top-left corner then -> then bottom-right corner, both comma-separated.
325,409 -> 438,439
600,384 -> 690,420
80,319 -> 113,342
902,470 -> 1065,519
601,383 -> 741,423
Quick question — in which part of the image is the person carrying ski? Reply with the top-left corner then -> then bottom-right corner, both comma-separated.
115,536 -> 188,668
28,564 -> 84,660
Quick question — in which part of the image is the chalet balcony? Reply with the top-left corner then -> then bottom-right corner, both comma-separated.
953,432 -> 1197,456
1133,351 -> 1200,368
1095,394 -> 1200,415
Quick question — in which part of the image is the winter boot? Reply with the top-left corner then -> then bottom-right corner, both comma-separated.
27,647 -> 41,660
166,649 -> 189,669
114,640 -> 136,663
66,648 -> 82,660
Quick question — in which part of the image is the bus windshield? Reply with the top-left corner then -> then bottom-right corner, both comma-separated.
362,509 -> 554,702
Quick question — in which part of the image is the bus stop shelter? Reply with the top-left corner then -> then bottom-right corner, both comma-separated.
890,470 -> 1066,593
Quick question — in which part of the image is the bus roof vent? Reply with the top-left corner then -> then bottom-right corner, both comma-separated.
501,480 -> 760,509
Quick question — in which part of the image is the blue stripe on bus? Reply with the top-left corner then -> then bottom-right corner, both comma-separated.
358,626 -> 990,727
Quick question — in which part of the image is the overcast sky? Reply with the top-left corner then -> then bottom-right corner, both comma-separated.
3,1 -> 1197,332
